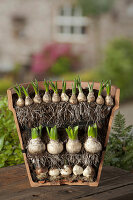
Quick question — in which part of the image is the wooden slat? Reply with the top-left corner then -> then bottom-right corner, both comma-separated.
0,165 -> 133,200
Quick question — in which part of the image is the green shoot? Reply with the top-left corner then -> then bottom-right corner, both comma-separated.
62,80 -> 66,93
46,125 -> 58,141
98,81 -> 105,96
88,82 -> 94,93
87,123 -> 97,138
106,80 -> 111,96
31,79 -> 39,95
66,126 -> 79,140
77,75 -> 83,93
22,85 -> 29,97
14,84 -> 22,98
72,79 -> 77,95
31,125 -> 42,139
44,80 -> 49,92
49,81 -> 58,94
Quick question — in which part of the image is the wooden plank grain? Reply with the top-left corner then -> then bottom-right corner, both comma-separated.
0,164 -> 133,200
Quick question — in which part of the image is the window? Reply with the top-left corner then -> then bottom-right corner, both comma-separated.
54,4 -> 89,42
12,16 -> 26,39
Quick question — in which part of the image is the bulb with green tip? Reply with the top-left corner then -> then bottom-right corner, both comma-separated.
50,81 -> 60,103
14,84 -> 25,107
28,125 -> 45,155
31,79 -> 42,104
43,80 -> 51,103
105,80 -> 114,106
61,80 -> 69,102
22,85 -> 33,106
84,124 -> 102,154
46,126 -> 63,154
66,126 -> 82,154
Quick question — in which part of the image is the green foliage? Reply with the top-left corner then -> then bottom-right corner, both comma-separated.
22,85 -> 29,97
106,80 -> 111,96
46,126 -> 58,141
66,126 -> 79,140
101,38 -> 133,101
31,125 -> 42,139
72,79 -> 77,95
0,96 -> 24,168
76,75 -> 83,93
44,80 -> 49,93
88,123 -> 97,138
0,78 -> 14,95
104,112 -> 133,171
31,79 -> 39,95
88,82 -> 94,93
49,81 -> 58,94
77,0 -> 113,16
62,81 -> 66,93
50,57 -> 71,76
14,84 -> 22,98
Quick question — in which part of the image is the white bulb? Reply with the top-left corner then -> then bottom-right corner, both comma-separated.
60,165 -> 72,176
83,165 -> 95,178
73,165 -> 83,176
49,168 -> 60,177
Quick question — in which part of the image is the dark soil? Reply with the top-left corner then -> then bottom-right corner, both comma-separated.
13,89 -> 114,184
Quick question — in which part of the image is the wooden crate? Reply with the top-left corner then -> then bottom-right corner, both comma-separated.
7,81 -> 120,187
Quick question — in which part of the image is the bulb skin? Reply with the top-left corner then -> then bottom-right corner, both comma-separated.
61,92 -> 69,102
47,140 -> 63,155
33,94 -> 42,104
28,138 -> 46,155
43,92 -> 51,103
66,139 -> 81,154
105,95 -> 114,106
84,137 -> 102,154
52,93 -> 60,103
77,92 -> 87,102
73,165 -> 83,176
25,96 -> 33,106
16,97 -> 25,107
87,92 -> 95,103
96,95 -> 104,105
69,94 -> 77,104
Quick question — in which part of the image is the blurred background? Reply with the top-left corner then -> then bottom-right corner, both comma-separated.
0,0 -> 133,170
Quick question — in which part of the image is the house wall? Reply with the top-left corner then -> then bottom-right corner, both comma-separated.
0,0 -> 53,72
0,0 -> 133,73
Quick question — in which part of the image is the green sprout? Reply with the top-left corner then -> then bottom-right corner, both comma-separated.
87,123 -> 97,138
49,81 -> 58,94
88,82 -> 94,93
31,125 -> 42,139
22,85 -> 30,97
72,79 -> 77,95
14,84 -> 22,98
76,75 -> 83,93
44,80 -> 49,92
66,126 -> 79,140
106,80 -> 111,96
46,125 -> 58,141
62,80 -> 66,93
98,80 -> 107,96
31,79 -> 39,95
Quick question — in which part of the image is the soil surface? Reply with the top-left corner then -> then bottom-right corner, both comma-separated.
13,89 -> 114,183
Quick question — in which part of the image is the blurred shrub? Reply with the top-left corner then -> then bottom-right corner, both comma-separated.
104,112 -> 133,171
63,38 -> 133,102
101,38 -> 133,101
0,96 -> 24,168
78,0 -> 113,16
49,57 -> 71,76
0,78 -> 14,95
31,43 -> 79,76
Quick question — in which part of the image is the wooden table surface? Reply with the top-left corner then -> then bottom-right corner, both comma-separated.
0,164 -> 133,200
